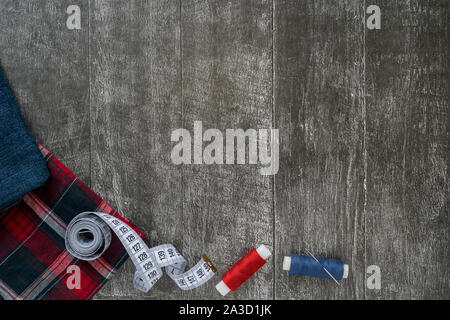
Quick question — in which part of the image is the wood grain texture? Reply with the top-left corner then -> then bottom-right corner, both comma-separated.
0,0 -> 448,300
0,0 -> 90,183
274,0 -> 366,299
364,0 -> 449,299
89,0 -> 183,299
180,0 -> 274,299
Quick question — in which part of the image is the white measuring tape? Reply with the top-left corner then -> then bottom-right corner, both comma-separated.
65,212 -> 216,292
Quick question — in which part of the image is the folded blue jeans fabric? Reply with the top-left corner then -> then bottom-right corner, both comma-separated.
0,65 -> 49,212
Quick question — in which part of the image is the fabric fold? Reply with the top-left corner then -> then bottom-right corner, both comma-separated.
0,145 -> 146,300
0,66 -> 49,212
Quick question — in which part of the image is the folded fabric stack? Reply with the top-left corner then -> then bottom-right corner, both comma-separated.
0,67 -> 49,212
0,66 -> 145,299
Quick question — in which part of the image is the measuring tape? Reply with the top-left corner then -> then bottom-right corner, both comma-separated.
65,212 -> 217,292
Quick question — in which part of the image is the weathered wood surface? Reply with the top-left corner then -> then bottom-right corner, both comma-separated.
0,0 -> 91,183
0,0 -> 448,299
179,0 -> 274,300
89,0 -> 184,299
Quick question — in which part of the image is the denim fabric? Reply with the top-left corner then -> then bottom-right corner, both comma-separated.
0,66 -> 49,212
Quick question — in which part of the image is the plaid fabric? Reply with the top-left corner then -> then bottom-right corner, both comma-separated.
0,145 -> 146,300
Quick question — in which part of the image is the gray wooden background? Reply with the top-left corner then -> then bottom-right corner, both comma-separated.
0,0 -> 448,300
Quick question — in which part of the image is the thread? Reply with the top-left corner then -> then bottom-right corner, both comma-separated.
66,212 -> 112,261
216,245 -> 271,296
283,253 -> 349,281
66,212 -> 217,292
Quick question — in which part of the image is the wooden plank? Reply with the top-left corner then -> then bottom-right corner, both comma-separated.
2,0 -> 447,301
181,0 -> 274,299
365,0 -> 450,299
0,0 -> 90,182
274,0 -> 366,299
89,0 -> 183,299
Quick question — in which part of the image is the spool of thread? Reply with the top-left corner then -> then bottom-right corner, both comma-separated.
216,245 -> 271,296
282,254 -> 349,281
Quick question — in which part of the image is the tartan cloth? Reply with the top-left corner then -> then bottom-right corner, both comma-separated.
0,66 -> 49,212
0,145 -> 146,300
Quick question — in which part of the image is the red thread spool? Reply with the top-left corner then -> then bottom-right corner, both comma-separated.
216,245 -> 271,296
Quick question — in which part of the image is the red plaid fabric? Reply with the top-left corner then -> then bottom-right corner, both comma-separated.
0,145 -> 146,300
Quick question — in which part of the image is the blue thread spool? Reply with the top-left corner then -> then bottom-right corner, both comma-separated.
282,254 -> 349,280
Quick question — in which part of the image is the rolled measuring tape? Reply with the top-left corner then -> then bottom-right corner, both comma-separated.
66,212 -> 217,292
282,254 -> 349,281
